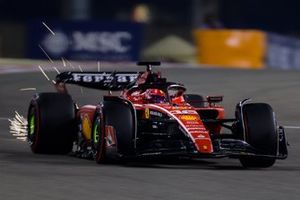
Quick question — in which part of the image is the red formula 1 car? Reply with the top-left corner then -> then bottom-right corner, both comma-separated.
27,62 -> 288,168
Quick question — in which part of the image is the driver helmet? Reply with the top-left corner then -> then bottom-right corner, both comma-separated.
144,89 -> 166,103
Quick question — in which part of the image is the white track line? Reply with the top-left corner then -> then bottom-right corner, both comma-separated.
283,126 -> 300,129
19,88 -> 37,91
0,117 -> 8,121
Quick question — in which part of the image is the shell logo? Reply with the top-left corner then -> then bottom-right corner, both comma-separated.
82,114 -> 92,140
180,115 -> 197,121
145,108 -> 150,119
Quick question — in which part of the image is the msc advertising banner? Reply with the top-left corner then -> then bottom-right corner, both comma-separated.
27,21 -> 144,61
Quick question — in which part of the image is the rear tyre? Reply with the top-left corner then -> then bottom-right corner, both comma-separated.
237,103 -> 277,168
184,94 -> 205,107
92,110 -> 107,163
27,93 -> 77,154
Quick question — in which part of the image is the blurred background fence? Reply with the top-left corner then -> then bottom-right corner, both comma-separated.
1,0 -> 300,69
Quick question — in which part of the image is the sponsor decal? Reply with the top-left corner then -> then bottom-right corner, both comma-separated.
187,127 -> 206,131
82,114 -> 92,140
42,32 -> 69,55
172,106 -> 191,110
72,73 -> 138,83
150,110 -> 163,117
196,134 -> 206,138
185,121 -> 200,125
180,115 -> 197,121
190,130 -> 207,134
170,110 -> 198,115
145,108 -> 150,119
72,31 -> 132,53
186,124 -> 204,128
159,106 -> 192,110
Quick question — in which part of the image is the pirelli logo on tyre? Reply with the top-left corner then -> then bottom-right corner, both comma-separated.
180,115 -> 197,121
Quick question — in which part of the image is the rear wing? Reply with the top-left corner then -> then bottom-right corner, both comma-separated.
55,71 -> 141,91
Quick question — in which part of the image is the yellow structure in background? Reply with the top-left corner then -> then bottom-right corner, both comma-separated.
194,30 -> 266,69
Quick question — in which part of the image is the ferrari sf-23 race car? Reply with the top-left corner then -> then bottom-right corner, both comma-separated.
27,62 -> 288,168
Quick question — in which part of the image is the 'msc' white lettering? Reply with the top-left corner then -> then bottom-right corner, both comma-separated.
73,31 -> 132,53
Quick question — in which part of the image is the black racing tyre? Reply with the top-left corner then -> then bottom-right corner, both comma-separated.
103,97 -> 136,156
184,94 -> 205,107
239,156 -> 276,168
238,103 -> 277,168
27,93 -> 77,154
92,110 -> 107,163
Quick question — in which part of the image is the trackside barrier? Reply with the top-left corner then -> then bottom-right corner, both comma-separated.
194,29 -> 266,69
266,33 -> 300,70
194,29 -> 300,70
27,20 -> 144,61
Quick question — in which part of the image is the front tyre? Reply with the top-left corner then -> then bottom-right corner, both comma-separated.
237,103 -> 277,168
239,156 -> 275,168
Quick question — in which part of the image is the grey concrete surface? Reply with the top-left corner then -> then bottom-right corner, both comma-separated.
0,67 -> 300,200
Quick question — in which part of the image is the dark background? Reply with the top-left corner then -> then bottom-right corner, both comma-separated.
1,0 -> 299,31
0,0 -> 299,57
